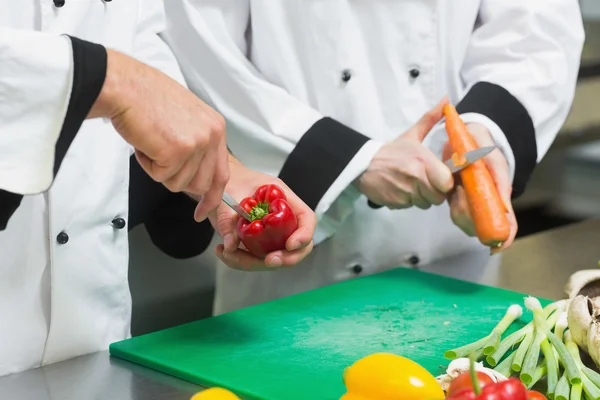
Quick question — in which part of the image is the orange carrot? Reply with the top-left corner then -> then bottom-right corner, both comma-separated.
443,104 -> 510,247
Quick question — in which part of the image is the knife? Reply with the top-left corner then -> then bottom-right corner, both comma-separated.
443,145 -> 496,174
222,191 -> 252,221
367,145 -> 497,209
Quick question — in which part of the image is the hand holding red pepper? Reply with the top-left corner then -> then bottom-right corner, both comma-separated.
207,156 -> 316,270
236,184 -> 298,258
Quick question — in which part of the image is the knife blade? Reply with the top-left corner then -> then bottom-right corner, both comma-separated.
444,146 -> 496,173
367,145 -> 497,209
222,191 -> 252,221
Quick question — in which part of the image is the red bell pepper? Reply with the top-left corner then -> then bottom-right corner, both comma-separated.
447,378 -> 529,400
236,184 -> 298,258
445,357 -> 534,400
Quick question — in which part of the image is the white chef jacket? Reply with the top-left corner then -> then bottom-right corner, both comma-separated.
0,0 -> 196,377
162,0 -> 585,314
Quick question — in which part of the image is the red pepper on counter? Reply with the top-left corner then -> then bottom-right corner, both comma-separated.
236,184 -> 298,258
445,356 -> 539,400
447,378 -> 529,400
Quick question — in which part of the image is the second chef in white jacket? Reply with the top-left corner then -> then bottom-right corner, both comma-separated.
163,0 -> 585,314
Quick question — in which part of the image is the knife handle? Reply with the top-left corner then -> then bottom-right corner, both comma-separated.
367,200 -> 383,209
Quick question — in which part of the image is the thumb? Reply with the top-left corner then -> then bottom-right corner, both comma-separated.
401,96 -> 449,143
208,204 -> 240,253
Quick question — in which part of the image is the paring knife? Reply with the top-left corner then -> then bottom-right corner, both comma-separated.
222,191 -> 252,221
367,145 -> 497,209
444,145 -> 496,174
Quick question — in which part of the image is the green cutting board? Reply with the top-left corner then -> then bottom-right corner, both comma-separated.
110,268 -> 550,400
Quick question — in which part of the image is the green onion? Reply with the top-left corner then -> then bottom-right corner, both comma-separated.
564,332 -> 600,400
526,296 -> 581,385
445,304 -> 523,359
556,373 -> 571,400
482,305 -> 523,355
571,383 -> 583,400
512,330 -> 534,372
521,330 -> 544,385
582,366 -> 600,389
487,324 -> 531,366
542,338 -> 560,397
494,351 -> 516,378
581,373 -> 600,400
544,300 -> 568,317
527,361 -> 547,389
444,336 -> 489,359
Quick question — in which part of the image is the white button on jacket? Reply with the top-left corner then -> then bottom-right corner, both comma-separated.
161,0 -> 585,315
0,0 -> 191,377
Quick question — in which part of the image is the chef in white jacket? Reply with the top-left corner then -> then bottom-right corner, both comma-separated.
0,0 -> 316,377
162,0 -> 585,315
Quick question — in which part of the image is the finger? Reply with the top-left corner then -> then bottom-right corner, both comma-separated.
441,140 -> 453,162
190,142 -> 222,222
135,148 -> 186,184
214,245 -> 272,272
449,185 -> 476,237
216,244 -> 304,271
136,150 -> 179,184
209,203 -> 241,254
415,171 -> 446,207
411,180 -> 430,210
281,190 -> 317,251
423,149 -> 454,194
265,242 -> 314,267
163,156 -> 203,193
401,97 -> 449,142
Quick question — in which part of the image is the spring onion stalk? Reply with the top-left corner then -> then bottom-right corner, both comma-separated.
582,366 -> 600,390
556,312 -> 569,342
521,330 -> 544,385
556,372 -> 571,400
544,300 -> 568,318
444,336 -> 489,359
512,330 -> 535,372
494,351 -> 517,378
565,331 -> 600,400
581,373 -> 600,400
542,338 -> 560,397
526,296 -> 581,385
482,305 -> 523,355
527,361 -> 547,389
571,383 -> 583,400
487,324 -> 532,366
547,308 -> 561,333
445,304 -> 523,359
555,312 -> 569,364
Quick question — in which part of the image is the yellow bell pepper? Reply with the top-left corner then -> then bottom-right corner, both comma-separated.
190,387 -> 240,400
340,352 -> 445,400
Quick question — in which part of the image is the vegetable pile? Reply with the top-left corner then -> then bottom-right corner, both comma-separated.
441,295 -> 600,399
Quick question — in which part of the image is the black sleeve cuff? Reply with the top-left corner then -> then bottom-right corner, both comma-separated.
0,36 -> 107,231
456,81 -> 537,198
128,156 -> 214,259
54,36 -> 107,175
278,117 -> 370,210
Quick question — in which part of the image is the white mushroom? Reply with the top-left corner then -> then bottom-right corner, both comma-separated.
435,358 -> 507,392
565,269 -> 600,368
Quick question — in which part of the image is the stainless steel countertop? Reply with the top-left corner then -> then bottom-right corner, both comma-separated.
3,218 -> 600,400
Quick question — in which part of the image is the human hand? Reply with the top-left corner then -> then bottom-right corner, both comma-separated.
206,156 -> 317,271
356,99 -> 454,210
89,49 -> 229,222
441,123 -> 518,253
